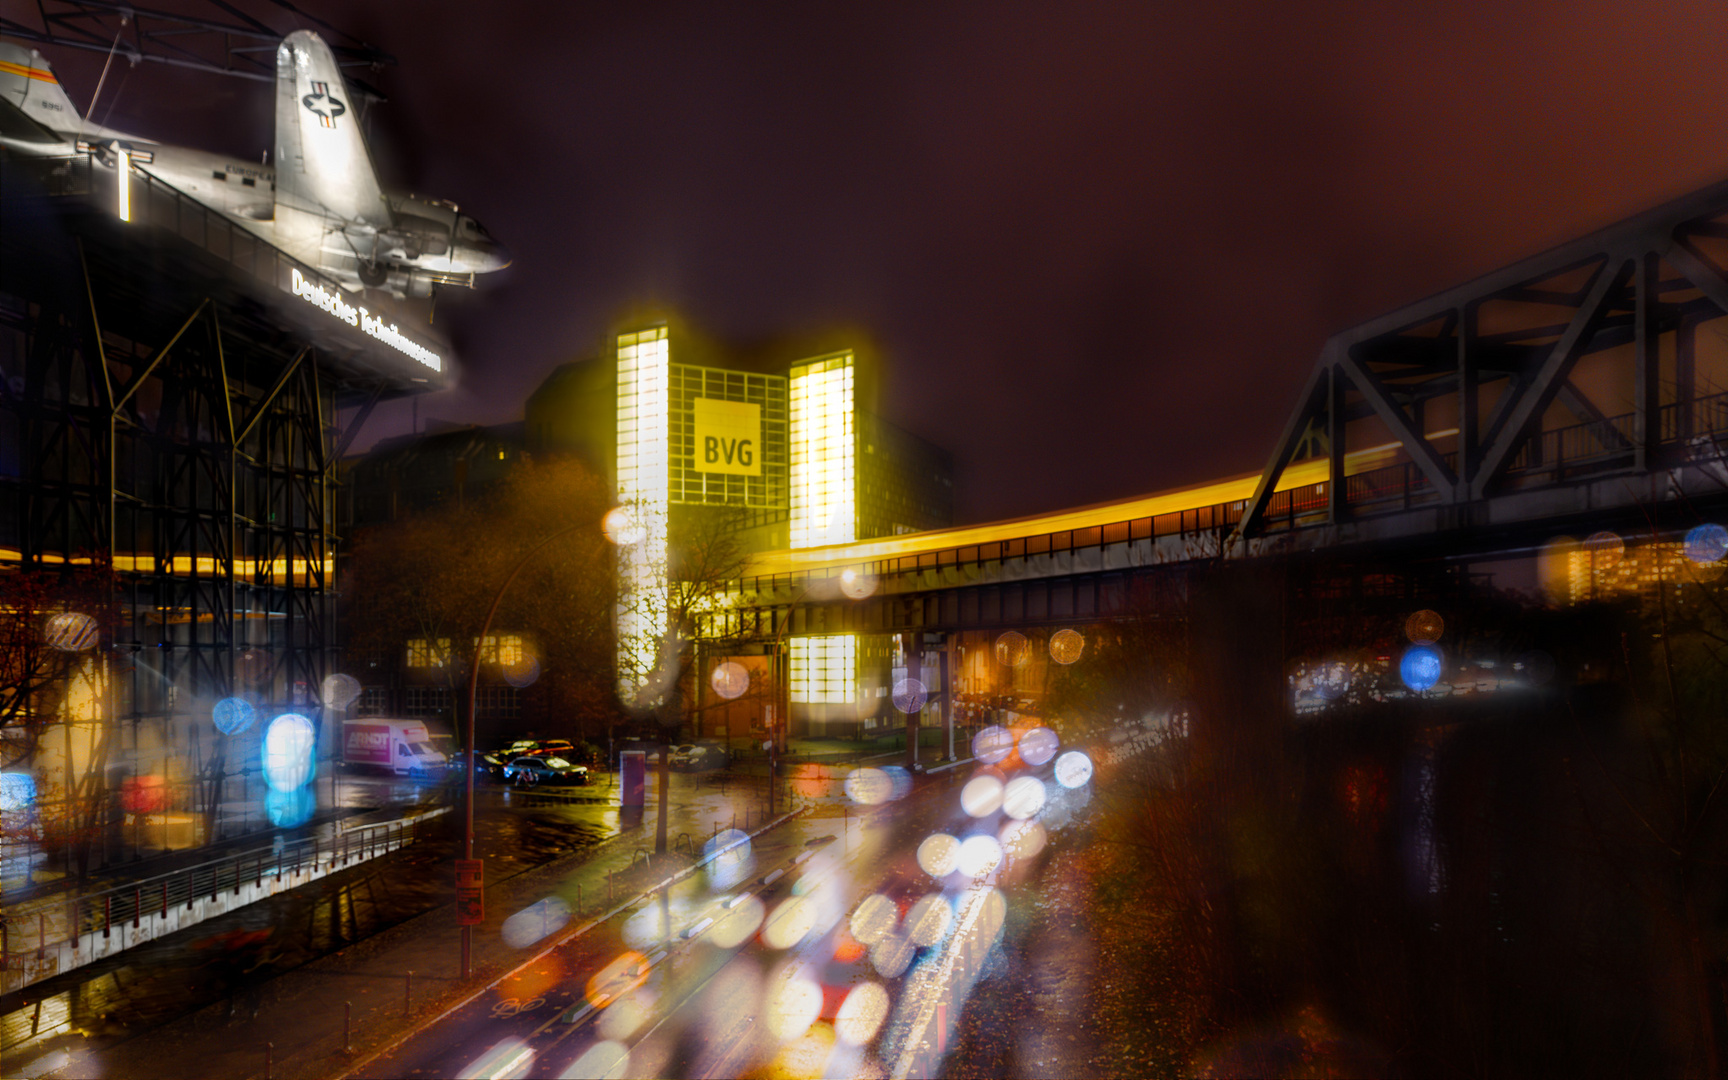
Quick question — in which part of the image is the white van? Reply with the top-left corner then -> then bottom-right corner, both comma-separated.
341,718 -> 448,776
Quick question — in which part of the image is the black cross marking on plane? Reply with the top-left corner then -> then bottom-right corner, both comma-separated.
301,81 -> 347,129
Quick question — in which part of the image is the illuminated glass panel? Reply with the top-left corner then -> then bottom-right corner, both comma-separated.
789,353 -> 855,549
616,327 -> 671,704
790,634 -> 857,704
478,634 -> 524,666
667,364 -> 787,507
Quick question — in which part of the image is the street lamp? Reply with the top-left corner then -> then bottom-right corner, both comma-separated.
459,521 -> 588,979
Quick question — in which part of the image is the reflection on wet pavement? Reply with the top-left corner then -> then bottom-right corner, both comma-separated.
0,792 -> 613,1052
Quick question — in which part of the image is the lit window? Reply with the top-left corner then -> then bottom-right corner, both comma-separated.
407,638 -> 452,667
791,635 -> 857,704
477,634 -> 524,666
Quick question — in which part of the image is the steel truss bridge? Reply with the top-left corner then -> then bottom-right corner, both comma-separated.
721,178 -> 1728,643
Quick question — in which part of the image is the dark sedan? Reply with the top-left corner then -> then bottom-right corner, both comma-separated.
502,755 -> 589,786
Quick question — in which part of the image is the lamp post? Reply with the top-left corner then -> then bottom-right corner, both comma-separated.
460,521 -> 586,979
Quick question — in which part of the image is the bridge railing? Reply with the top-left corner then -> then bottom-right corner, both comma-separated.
732,390 -> 1728,598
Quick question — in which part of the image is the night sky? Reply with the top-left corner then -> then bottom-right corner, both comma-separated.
29,2 -> 1728,524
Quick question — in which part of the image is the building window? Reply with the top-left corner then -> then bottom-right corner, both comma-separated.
791,634 -> 856,704
478,634 -> 525,666
789,352 -> 855,549
407,638 -> 452,667
475,685 -> 519,720
405,686 -> 450,716
358,686 -> 388,716
616,327 -> 671,705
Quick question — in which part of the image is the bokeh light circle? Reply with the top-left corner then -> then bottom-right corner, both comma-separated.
564,1041 -> 628,1080
1583,530 -> 1625,568
881,765 -> 913,801
0,772 -> 37,812
1313,660 -> 1352,700
262,713 -> 316,792
844,767 -> 892,806
906,894 -> 953,946
1000,819 -> 1048,861
960,774 -> 1004,817
502,896 -> 571,949
212,696 -> 255,736
321,672 -> 361,710
761,896 -> 818,950
264,782 -> 314,828
502,654 -> 541,689
44,611 -> 99,652
1002,775 -> 1048,820
891,678 -> 928,714
917,832 -> 960,877
764,972 -> 823,1040
703,829 -> 754,891
838,568 -> 878,600
1685,523 -> 1728,564
1048,628 -> 1085,665
973,725 -> 1014,764
849,894 -> 898,946
1400,644 -> 1443,693
708,895 -> 765,949
835,982 -> 890,1046
1018,726 -> 1059,767
710,661 -> 750,700
871,930 -> 914,978
1405,609 -> 1444,645
957,834 -> 1005,877
1054,750 -> 1093,789
602,505 -> 645,546
994,631 -> 1029,667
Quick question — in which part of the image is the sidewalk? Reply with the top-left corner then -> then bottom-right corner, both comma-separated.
5,781 -> 840,1080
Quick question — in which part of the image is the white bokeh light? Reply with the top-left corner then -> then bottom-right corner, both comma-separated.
917,833 -> 960,877
1054,750 -> 1094,789
1001,775 -> 1048,820
957,834 -> 1004,877
960,774 -> 1004,817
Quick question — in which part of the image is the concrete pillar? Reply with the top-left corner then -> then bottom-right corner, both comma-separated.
901,632 -> 920,770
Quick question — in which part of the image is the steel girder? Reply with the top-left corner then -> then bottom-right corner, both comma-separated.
0,212 -> 339,735
1234,178 -> 1728,544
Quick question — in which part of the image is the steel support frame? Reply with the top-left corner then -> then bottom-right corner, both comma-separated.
0,232 -> 338,847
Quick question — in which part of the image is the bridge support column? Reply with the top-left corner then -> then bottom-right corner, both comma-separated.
940,643 -> 954,761
901,632 -> 920,771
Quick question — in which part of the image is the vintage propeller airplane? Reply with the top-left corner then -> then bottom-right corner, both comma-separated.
0,29 -> 507,299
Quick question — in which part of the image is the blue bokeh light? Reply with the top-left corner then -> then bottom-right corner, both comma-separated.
1401,645 -> 1444,693
213,696 -> 256,736
1684,523 -> 1728,564
0,772 -> 37,812
265,785 -> 315,828
262,713 -> 317,792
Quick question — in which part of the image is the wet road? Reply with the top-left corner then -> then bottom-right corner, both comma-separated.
356,757 -> 1103,1080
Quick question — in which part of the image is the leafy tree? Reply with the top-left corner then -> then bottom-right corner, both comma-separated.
342,455 -> 617,747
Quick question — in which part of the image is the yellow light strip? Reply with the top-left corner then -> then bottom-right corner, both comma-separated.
747,428 -> 1461,576
0,549 -> 332,581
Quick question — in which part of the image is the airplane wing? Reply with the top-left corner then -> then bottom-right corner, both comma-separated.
273,30 -> 390,230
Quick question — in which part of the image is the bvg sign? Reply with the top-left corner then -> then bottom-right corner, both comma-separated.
693,398 -> 760,477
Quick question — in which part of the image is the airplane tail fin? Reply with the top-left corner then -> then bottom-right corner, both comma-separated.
274,30 -> 390,229
0,42 -> 84,133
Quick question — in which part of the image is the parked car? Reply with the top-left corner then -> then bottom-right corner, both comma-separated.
456,750 -> 509,781
502,755 -> 589,786
672,743 -> 726,771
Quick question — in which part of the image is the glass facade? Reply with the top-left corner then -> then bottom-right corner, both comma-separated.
790,634 -> 858,704
668,364 -> 787,507
615,327 -> 671,704
789,352 -> 856,549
